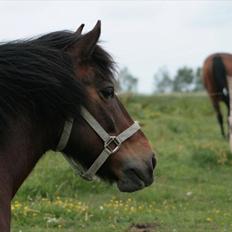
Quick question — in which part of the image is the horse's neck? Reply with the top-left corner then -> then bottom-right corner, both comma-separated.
0,162 -> 12,232
0,118 -> 62,231
3,120 -> 61,196
1,132 -> 44,197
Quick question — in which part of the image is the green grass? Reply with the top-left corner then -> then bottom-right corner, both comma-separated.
12,93 -> 232,232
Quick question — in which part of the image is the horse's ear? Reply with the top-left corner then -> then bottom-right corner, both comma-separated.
75,24 -> 84,36
68,20 -> 101,60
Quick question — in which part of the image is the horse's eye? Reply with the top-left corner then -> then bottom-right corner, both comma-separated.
101,87 -> 114,99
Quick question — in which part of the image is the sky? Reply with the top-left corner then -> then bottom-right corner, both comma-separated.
1,1 -> 232,93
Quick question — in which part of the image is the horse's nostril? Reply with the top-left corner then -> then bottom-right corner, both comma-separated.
152,155 -> 157,169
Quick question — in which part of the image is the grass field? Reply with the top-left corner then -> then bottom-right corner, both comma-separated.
12,94 -> 232,232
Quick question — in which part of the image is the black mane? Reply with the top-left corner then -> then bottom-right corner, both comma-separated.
0,41 -> 84,128
34,30 -> 116,82
0,29 -> 115,140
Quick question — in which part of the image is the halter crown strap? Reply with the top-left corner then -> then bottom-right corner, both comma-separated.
56,106 -> 140,181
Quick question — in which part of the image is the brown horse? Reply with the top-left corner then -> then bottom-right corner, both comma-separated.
202,53 -> 232,138
0,21 -> 156,231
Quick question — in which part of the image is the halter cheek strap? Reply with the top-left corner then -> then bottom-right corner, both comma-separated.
56,119 -> 74,151
56,106 -> 140,181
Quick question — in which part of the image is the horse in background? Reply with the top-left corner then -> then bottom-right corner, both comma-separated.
202,53 -> 232,138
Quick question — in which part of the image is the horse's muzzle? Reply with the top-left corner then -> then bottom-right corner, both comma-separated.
117,153 -> 156,192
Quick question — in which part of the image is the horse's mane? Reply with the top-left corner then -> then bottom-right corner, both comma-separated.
0,29 -> 115,138
33,30 -> 116,82
0,39 -> 84,132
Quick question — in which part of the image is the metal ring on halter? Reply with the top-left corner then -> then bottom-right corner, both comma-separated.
104,136 -> 121,154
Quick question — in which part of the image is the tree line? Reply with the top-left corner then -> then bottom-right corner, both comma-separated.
154,66 -> 203,93
117,66 -> 203,93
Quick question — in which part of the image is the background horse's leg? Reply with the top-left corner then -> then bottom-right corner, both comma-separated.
211,55 -> 229,138
213,100 -> 225,137
227,76 -> 232,151
224,96 -> 230,139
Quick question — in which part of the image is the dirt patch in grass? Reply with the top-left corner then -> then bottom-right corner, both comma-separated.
127,223 -> 159,232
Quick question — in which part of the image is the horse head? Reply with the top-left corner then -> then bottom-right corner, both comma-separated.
59,21 -> 156,192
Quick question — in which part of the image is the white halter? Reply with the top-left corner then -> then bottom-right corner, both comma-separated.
56,106 -> 140,181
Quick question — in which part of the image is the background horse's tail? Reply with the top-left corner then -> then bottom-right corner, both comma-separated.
211,55 -> 230,138
212,55 -> 229,102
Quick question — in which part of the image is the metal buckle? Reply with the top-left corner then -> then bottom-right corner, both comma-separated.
104,136 -> 121,154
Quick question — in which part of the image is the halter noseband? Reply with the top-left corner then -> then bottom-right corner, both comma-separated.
56,106 -> 140,181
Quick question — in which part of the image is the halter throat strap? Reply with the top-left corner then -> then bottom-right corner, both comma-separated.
56,106 -> 140,181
